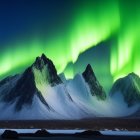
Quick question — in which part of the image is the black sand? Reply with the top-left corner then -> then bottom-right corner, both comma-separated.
0,118 -> 140,130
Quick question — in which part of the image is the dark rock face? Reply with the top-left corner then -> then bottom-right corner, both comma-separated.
35,129 -> 50,137
1,130 -> 18,139
33,53 -> 62,86
76,130 -> 102,136
2,67 -> 36,111
2,66 -> 50,111
82,64 -> 106,100
110,72 -> 140,106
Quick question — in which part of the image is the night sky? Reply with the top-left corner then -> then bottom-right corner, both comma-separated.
0,0 -> 140,91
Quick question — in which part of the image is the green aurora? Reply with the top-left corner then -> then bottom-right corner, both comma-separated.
111,0 -> 140,81
0,0 -> 140,91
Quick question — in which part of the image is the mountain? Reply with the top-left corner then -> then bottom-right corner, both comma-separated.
0,58 -> 51,112
82,64 -> 106,100
0,53 -> 107,119
110,72 -> 140,107
0,54 -> 63,119
2,54 -> 139,119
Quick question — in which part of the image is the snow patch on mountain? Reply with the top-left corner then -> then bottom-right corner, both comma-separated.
0,95 -> 66,120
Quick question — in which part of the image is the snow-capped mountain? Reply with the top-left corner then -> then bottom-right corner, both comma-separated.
110,73 -> 140,107
0,54 -> 107,120
0,54 -> 140,119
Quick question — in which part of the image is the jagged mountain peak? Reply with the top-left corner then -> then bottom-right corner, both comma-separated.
83,64 -> 97,81
84,64 -> 94,73
33,53 -> 57,75
82,64 -> 106,100
117,72 -> 140,86
85,64 -> 92,70
32,53 -> 62,87
41,53 -> 50,62
33,53 -> 53,70
127,72 -> 140,81
128,72 -> 137,77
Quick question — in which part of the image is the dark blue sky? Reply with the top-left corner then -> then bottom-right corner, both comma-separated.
0,0 -> 77,47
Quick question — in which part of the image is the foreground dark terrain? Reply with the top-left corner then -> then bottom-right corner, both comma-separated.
1,129 -> 140,140
0,118 -> 140,130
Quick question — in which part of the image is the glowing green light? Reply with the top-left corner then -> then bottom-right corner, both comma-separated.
0,0 -> 120,80
70,0 -> 120,62
110,0 -> 140,81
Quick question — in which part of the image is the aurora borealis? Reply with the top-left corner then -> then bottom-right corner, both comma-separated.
0,0 -> 140,91
111,0 -> 140,81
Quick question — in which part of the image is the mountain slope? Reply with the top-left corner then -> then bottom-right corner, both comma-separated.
82,64 -> 106,100
0,66 -> 51,112
110,72 -> 140,106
